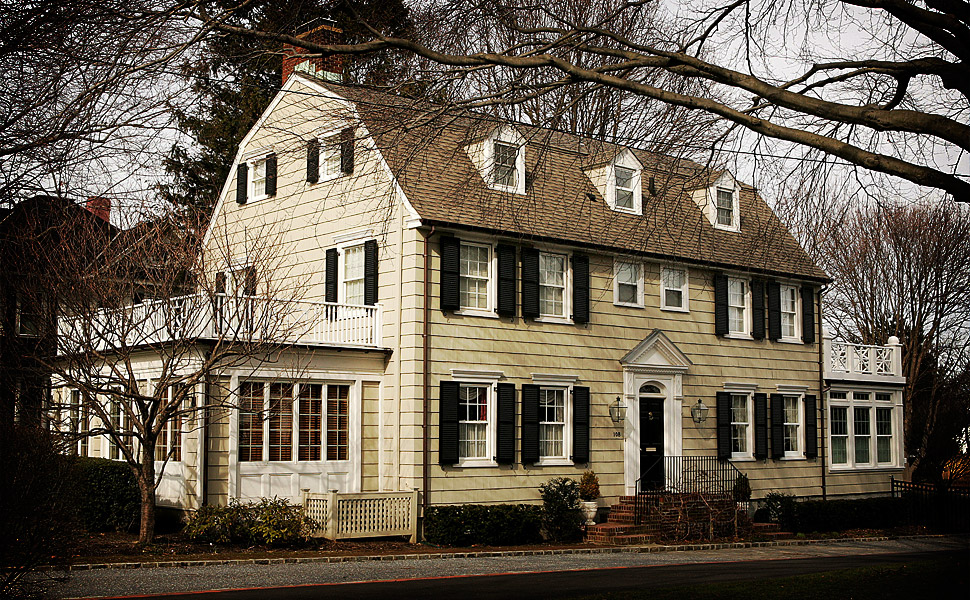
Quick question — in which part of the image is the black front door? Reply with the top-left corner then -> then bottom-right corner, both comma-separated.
639,397 -> 665,491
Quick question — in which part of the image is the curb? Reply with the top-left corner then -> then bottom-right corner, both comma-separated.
60,534 -> 964,572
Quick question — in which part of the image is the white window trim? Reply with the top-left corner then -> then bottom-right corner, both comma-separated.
660,266 -> 690,313
335,237 -> 374,306
455,380 -> 498,468
713,186 -> 740,232
725,276 -> 752,339
533,375 -> 578,467
485,127 -> 526,195
536,250 -> 572,323
827,388 -> 904,472
608,162 -> 642,215
318,131 -> 343,183
779,393 -> 806,460
614,258 -> 644,308
779,283 -> 802,343
729,391 -> 755,461
455,240 -> 498,318
244,151 -> 272,204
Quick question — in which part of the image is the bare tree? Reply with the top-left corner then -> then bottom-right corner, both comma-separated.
820,200 -> 970,476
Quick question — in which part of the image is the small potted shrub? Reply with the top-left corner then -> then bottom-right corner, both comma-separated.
578,470 -> 601,526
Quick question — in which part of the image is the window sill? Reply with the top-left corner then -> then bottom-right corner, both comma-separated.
714,223 -> 740,233
613,301 -> 643,309
829,464 -> 905,473
534,316 -> 573,325
660,305 -> 689,313
730,456 -> 756,462
536,458 -> 573,467
487,182 -> 524,195
777,338 -> 803,345
457,458 -> 498,468
314,172 -> 343,184
609,206 -> 640,216
724,332 -> 753,340
454,308 -> 500,319
778,455 -> 806,461
242,194 -> 269,205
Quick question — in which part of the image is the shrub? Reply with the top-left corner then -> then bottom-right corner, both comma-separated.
424,504 -> 542,546
761,491 -> 797,531
732,474 -> 751,502
74,457 -> 139,532
182,498 -> 315,547
539,477 -> 584,542
791,497 -> 904,533
578,471 -> 600,502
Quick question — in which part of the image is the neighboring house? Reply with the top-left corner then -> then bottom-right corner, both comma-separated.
61,68 -> 906,527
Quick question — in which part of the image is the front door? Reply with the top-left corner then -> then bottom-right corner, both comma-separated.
639,390 -> 665,491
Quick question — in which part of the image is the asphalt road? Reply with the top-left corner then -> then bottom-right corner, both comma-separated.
50,537 -> 969,600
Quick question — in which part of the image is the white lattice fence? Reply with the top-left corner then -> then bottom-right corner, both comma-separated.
302,490 -> 419,543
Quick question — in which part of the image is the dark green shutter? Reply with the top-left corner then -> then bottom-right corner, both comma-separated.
572,254 -> 590,324
770,394 -> 785,459
801,286 -> 816,344
497,244 -> 516,317
363,239 -> 378,306
804,395 -> 818,458
716,391 -> 731,459
754,393 -> 768,459
439,236 -> 460,312
265,153 -> 277,197
521,248 -> 540,319
751,279 -> 765,340
497,383 -> 516,464
236,163 -> 248,205
714,273 -> 729,336
767,280 -> 782,340
307,139 -> 320,183
521,384 -> 539,464
325,248 -> 338,303
340,128 -> 354,174
439,381 -> 459,465
572,386 -> 590,463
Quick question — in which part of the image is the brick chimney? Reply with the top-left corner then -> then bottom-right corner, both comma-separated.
86,196 -> 111,222
282,23 -> 345,85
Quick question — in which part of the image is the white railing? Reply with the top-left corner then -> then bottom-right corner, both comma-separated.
303,490 -> 419,542
57,293 -> 382,352
823,330 -> 903,382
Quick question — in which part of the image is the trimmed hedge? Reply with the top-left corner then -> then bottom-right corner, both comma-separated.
74,457 -> 139,532
791,497 -> 904,533
183,498 -> 316,547
424,504 -> 543,546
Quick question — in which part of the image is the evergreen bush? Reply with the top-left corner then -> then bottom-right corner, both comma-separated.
538,477 -> 584,541
74,457 -> 139,532
423,504 -> 543,546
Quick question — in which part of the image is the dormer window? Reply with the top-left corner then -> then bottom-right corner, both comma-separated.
602,150 -> 643,214
466,125 -> 526,194
716,188 -> 735,227
615,166 -> 636,210
493,141 -> 518,188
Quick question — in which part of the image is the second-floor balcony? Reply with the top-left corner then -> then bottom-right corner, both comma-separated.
57,293 -> 383,354
823,330 -> 904,384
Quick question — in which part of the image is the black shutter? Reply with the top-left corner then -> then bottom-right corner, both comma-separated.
340,128 -> 354,174
767,280 -> 782,340
439,381 -> 459,465
714,273 -> 729,336
306,139 -> 320,183
801,286 -> 816,344
364,239 -> 378,306
497,383 -> 516,464
325,248 -> 338,303
521,384 -> 539,464
754,393 -> 768,459
439,236 -> 460,312
572,386 -> 590,463
770,394 -> 785,459
496,244 -> 516,317
265,153 -> 277,197
716,391 -> 731,459
572,254 -> 590,324
243,266 -> 257,296
236,163 -> 248,205
804,394 -> 818,458
521,248 -> 540,319
751,279 -> 765,340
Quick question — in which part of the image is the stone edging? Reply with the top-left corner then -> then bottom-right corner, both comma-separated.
61,534 -> 962,572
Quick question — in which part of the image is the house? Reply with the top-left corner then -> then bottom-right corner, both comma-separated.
58,66 -> 906,536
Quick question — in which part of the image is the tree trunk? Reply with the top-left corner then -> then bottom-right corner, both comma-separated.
137,447 -> 156,545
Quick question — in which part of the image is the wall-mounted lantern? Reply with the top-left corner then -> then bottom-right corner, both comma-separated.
691,398 -> 710,424
609,396 -> 628,424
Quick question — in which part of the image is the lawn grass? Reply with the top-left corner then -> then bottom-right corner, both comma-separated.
581,553 -> 967,600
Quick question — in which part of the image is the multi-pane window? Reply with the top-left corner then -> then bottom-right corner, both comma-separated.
539,253 -> 566,317
730,393 -> 750,456
251,157 -> 267,198
854,405 -> 871,464
661,267 -> 688,310
458,385 -> 488,460
343,245 -> 365,305
539,388 -> 566,459
493,141 -> 518,188
155,413 -> 182,462
615,261 -> 640,306
16,296 -> 42,337
459,243 -> 490,310
326,385 -> 350,460
831,405 -> 848,465
321,134 -> 342,180
728,278 -> 748,334
876,407 -> 893,463
781,285 -> 799,339
716,189 -> 734,226
783,395 -> 800,454
239,381 -> 350,462
71,389 -> 90,457
614,166 -> 635,210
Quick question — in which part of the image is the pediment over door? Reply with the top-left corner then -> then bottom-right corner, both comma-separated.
619,329 -> 692,373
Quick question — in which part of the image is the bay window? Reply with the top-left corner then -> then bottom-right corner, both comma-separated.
828,389 -> 902,470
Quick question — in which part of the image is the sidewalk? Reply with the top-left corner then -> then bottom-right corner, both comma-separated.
49,535 -> 968,599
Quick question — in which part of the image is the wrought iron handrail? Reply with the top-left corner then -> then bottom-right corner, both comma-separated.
634,456 -> 746,525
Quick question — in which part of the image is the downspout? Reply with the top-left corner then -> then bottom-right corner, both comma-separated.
422,226 -> 435,515
200,350 -> 212,507
817,286 -> 827,501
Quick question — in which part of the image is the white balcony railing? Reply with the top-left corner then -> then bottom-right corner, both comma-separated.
57,293 -> 382,353
823,329 -> 904,383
